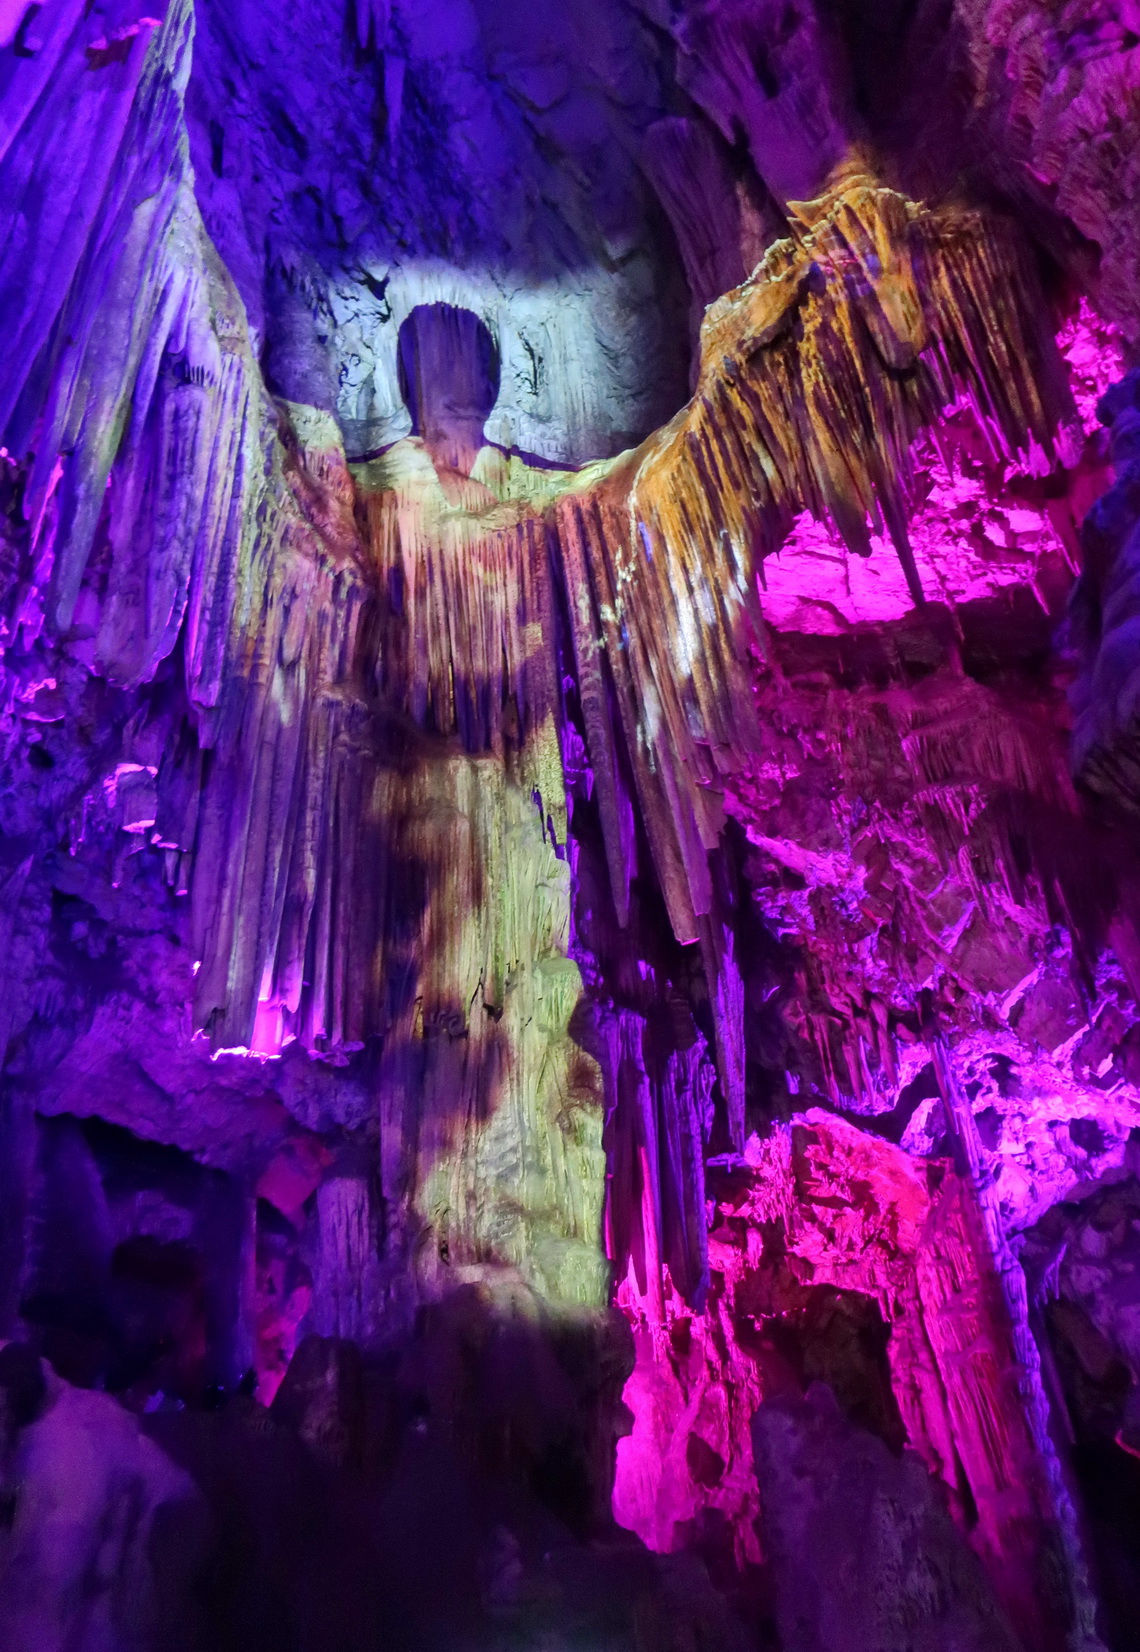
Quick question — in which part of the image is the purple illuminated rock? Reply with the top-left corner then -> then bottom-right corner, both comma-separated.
752,1384 -> 1025,1652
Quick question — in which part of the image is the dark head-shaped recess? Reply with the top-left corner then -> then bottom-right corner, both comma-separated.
397,304 -> 500,478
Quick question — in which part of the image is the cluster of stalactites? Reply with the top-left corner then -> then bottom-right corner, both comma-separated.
0,0 -> 1071,1115
564,174 -> 1069,943
355,469 -> 568,848
330,175 -> 1072,1169
0,5 -> 1084,1338
527,175 -> 1071,1156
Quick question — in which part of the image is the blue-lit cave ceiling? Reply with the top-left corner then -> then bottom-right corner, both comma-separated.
186,0 -> 695,460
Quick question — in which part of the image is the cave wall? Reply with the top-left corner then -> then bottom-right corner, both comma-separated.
3,1 -> 1140,1649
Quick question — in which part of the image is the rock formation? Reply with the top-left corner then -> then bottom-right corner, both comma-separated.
1,0 -> 1140,1647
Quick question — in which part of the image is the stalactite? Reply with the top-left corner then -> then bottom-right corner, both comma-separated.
554,171 -> 1070,961
536,173 -> 1074,1231
598,1005 -> 714,1316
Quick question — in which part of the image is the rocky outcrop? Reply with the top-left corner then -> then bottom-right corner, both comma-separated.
613,1113 -> 1079,1648
752,1384 -> 1024,1652
953,0 -> 1140,343
0,1345 -> 205,1652
1021,1176 -> 1140,1651
1072,369 -> 1140,805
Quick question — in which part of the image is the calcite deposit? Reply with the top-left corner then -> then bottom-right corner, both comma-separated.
2,0 -> 1140,1648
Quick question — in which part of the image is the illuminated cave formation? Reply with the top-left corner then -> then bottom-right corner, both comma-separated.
2,1 -> 1140,1649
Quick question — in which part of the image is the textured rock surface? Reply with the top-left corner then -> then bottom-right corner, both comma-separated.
1072,367 -> 1140,803
753,1384 -> 1025,1652
1021,1176 -> 1140,1652
953,0 -> 1140,342
0,1345 -> 205,1652
613,1112 -> 1083,1647
185,0 -> 693,463
4,0 -> 1140,1647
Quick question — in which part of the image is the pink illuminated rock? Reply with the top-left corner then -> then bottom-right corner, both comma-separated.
614,1115 -> 1064,1644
